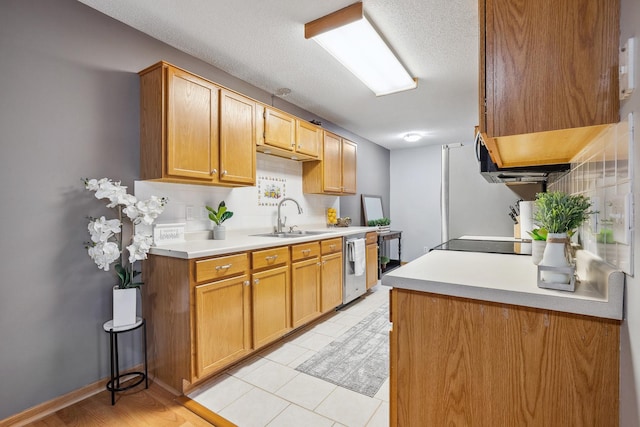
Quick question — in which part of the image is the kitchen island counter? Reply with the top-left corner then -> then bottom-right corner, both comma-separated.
381,249 -> 624,320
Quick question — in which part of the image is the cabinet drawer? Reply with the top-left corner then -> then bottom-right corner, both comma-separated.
195,253 -> 249,283
366,232 -> 378,245
252,246 -> 290,270
321,238 -> 342,255
291,241 -> 320,261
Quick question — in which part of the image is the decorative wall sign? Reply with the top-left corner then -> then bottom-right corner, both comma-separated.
257,176 -> 287,206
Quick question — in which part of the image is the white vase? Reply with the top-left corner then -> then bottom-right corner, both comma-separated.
540,232 -> 570,283
531,240 -> 546,265
112,286 -> 137,327
213,225 -> 226,240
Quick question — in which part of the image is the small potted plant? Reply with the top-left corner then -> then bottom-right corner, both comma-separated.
534,191 -> 591,284
206,201 -> 233,240
84,178 -> 168,326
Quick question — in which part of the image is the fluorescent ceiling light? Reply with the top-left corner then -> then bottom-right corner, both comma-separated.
305,2 -> 417,96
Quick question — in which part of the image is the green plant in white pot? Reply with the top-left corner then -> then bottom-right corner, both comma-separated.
534,191 -> 591,283
206,201 -> 233,240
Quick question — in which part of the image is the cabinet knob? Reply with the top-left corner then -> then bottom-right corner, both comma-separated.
254,279 -> 259,285
211,168 -> 218,175
222,170 -> 227,176
317,262 -> 322,266
243,281 -> 250,286
297,144 -> 301,149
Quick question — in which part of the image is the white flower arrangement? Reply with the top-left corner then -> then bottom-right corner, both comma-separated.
84,178 -> 168,289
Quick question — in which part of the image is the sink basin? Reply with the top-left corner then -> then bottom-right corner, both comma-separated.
252,230 -> 331,238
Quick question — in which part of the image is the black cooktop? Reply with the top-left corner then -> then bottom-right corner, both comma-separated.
431,239 -> 531,255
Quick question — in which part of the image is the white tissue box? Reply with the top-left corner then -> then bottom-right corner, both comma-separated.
153,223 -> 186,245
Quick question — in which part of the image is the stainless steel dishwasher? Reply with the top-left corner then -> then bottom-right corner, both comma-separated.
343,233 -> 367,304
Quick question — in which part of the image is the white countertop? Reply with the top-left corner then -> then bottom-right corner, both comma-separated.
381,249 -> 624,320
149,226 -> 374,259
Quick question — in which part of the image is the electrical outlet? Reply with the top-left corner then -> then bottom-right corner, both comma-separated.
185,205 -> 194,221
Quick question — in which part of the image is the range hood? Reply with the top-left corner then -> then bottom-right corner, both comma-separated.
476,136 -> 569,184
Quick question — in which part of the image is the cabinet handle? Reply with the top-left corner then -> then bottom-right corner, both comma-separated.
265,255 -> 278,261
254,279 -> 259,285
243,280 -> 250,286
297,144 -> 302,149
302,249 -> 311,255
329,244 -> 336,250
215,264 -> 232,271
291,142 -> 295,147
317,262 -> 322,266
222,170 -> 227,176
211,168 -> 218,175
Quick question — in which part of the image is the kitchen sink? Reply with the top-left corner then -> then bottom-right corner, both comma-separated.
252,230 -> 331,238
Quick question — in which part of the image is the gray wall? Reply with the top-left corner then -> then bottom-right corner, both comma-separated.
0,0 -> 389,419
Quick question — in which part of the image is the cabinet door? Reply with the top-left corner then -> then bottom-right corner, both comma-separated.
296,120 -> 321,158
321,251 -> 343,312
264,107 -> 296,151
219,89 -> 256,185
484,0 -> 619,137
194,274 -> 251,378
291,257 -> 322,328
341,138 -> 357,194
366,243 -> 378,289
322,131 -> 343,193
166,66 -> 219,182
252,265 -> 291,349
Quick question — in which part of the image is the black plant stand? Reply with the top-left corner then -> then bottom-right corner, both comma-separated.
102,317 -> 148,405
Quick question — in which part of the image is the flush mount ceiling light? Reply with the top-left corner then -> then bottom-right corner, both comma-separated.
305,2 -> 417,96
403,133 -> 422,142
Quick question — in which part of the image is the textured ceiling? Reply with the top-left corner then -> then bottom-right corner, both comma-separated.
78,0 -> 479,150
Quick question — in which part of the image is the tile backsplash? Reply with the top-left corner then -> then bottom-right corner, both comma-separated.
135,153 -> 339,234
548,113 -> 634,274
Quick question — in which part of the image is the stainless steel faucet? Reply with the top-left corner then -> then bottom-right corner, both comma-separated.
277,198 -> 303,232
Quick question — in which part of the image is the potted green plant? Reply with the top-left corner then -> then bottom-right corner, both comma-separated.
206,201 -> 233,240
534,191 -> 591,283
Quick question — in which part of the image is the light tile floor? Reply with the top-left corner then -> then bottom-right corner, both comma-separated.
189,284 -> 391,427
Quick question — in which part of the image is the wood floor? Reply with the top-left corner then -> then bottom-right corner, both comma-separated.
21,381 -> 216,427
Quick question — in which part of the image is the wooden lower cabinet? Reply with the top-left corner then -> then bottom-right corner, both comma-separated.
320,251 -> 343,312
251,264 -> 291,349
291,242 -> 322,328
389,288 -> 620,426
194,274 -> 251,378
365,232 -> 378,289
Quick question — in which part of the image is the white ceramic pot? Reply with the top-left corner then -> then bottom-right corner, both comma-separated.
213,225 -> 226,240
531,240 -> 546,265
540,232 -> 570,283
112,286 -> 137,327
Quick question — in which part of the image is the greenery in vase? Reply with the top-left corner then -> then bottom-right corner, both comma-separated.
368,217 -> 391,227
84,178 -> 168,289
206,201 -> 233,226
533,191 -> 591,234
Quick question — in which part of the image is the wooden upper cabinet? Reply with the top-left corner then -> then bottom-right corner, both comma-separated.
303,131 -> 357,195
295,120 -> 322,159
479,0 -> 619,167
219,89 -> 256,185
341,138 -> 357,194
264,107 -> 296,151
139,61 -> 255,186
258,106 -> 320,161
